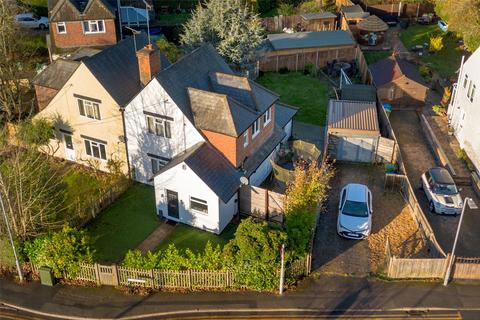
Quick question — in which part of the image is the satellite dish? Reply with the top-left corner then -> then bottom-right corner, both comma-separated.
240,176 -> 249,185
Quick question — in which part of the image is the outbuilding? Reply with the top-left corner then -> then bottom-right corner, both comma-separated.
327,99 -> 381,163
260,30 -> 357,72
300,12 -> 337,31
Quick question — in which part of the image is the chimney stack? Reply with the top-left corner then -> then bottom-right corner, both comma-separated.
136,44 -> 161,86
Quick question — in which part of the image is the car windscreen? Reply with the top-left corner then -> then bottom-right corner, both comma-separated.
434,183 -> 458,195
342,200 -> 368,217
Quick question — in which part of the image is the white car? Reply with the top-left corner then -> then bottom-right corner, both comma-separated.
15,13 -> 49,30
438,20 -> 448,32
421,167 -> 462,215
337,183 -> 372,240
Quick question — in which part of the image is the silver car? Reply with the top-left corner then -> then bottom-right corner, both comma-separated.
421,167 -> 462,215
15,13 -> 49,30
337,183 -> 373,240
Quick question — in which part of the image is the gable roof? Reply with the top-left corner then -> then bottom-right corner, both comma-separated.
275,102 -> 298,129
369,56 -> 427,87
341,84 -> 377,102
267,31 -> 355,51
188,88 -> 258,137
32,59 -> 80,90
49,0 -> 116,22
153,142 -> 241,203
327,99 -> 380,136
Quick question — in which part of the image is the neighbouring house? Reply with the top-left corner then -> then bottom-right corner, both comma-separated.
124,44 -> 297,233
326,99 -> 381,163
259,30 -> 357,72
448,48 -> 480,173
369,55 -> 429,108
300,12 -> 337,31
33,34 -> 169,174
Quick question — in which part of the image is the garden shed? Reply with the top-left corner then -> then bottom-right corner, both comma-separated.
369,55 -> 429,108
300,12 -> 337,31
327,99 -> 381,163
260,30 -> 357,72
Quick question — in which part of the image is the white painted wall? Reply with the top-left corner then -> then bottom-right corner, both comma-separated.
249,146 -> 279,186
154,162 -> 236,234
448,48 -> 480,172
125,79 -> 204,183
282,120 -> 293,143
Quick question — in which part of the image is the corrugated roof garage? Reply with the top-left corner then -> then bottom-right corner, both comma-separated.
327,99 -> 381,163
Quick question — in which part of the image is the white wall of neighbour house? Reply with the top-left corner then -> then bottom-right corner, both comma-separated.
125,79 -> 205,184
249,146 -> 280,187
154,163 -> 236,234
448,49 -> 480,172
282,120 -> 293,143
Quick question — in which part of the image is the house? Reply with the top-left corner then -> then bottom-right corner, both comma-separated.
124,44 -> 297,233
448,48 -> 480,173
369,55 -> 429,108
48,0 -> 119,50
326,99 -> 381,163
259,30 -> 357,72
300,12 -> 337,31
33,34 -> 169,174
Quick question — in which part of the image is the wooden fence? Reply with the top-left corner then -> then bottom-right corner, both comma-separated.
239,185 -> 285,223
453,257 -> 480,280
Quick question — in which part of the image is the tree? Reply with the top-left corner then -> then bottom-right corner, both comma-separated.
429,35 -> 444,52
180,0 -> 265,68
435,0 -> 480,51
277,3 -> 296,16
299,1 -> 321,13
155,37 -> 181,63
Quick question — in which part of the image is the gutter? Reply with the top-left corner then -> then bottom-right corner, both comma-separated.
119,106 -> 132,179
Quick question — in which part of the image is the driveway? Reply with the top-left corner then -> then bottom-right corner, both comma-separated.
390,110 -> 480,257
313,163 -> 427,276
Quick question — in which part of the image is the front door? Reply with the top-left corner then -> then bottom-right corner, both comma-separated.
166,190 -> 179,219
63,133 -> 76,161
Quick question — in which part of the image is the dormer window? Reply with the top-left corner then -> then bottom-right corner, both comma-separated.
263,107 -> 272,127
83,20 -> 105,34
252,118 -> 260,139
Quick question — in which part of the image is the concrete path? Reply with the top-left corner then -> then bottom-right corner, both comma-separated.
136,221 -> 177,253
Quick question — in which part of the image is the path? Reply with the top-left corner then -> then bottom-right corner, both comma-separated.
136,221 -> 177,253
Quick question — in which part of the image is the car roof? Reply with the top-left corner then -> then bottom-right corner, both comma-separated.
345,183 -> 368,202
429,167 -> 455,184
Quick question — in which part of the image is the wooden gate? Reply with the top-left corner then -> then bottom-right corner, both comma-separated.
239,185 -> 285,223
376,137 -> 396,163
97,264 -> 119,286
453,257 -> 480,280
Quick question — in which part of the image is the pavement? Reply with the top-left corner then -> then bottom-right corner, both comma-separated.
2,275 -> 480,319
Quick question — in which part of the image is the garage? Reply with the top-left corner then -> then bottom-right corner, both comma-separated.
327,99 -> 380,163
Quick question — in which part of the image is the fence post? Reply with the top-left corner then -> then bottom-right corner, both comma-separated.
150,269 -> 155,289
94,263 -> 101,285
111,264 -> 119,286
188,269 -> 192,289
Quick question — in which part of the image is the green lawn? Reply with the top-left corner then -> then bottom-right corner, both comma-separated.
87,183 -> 160,263
399,25 -> 463,78
156,222 -> 237,253
257,72 -> 330,126
0,237 -> 16,267
363,51 -> 391,65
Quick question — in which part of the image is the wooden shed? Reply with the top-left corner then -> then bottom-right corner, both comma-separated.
369,56 -> 429,108
260,30 -> 357,72
327,99 -> 381,163
300,12 -> 337,31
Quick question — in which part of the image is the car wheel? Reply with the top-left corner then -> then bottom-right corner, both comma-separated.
39,24 -> 46,30
429,201 -> 436,213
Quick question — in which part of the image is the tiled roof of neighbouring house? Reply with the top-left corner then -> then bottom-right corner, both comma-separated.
300,12 -> 337,20
327,99 -> 380,136
267,30 -> 355,51
49,0 -> 116,22
341,84 -> 377,102
153,142 -> 242,203
275,102 -> 298,129
368,55 -> 427,87
32,59 -> 80,90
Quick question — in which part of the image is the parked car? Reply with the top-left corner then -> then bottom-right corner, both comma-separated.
420,167 -> 462,215
15,13 -> 49,29
337,183 -> 373,240
438,20 -> 448,32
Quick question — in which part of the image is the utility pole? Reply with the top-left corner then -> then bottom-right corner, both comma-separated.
279,243 -> 285,295
0,183 -> 23,283
443,197 -> 477,286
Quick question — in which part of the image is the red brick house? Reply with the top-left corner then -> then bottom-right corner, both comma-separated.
49,0 -> 118,49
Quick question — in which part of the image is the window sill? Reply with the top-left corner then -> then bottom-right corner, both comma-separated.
190,208 -> 208,216
263,119 -> 271,127
252,131 -> 260,139
84,31 -> 106,35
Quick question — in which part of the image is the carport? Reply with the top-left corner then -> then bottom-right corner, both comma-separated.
327,99 -> 380,163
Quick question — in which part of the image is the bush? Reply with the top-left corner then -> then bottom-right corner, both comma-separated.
298,1 -> 320,13
155,37 -> 181,63
419,65 -> 431,78
431,104 -> 446,116
285,209 -> 316,258
23,225 -> 94,278
17,118 -> 54,147
429,35 -> 444,53
277,3 -> 295,16
456,148 -> 476,172
63,170 -> 102,221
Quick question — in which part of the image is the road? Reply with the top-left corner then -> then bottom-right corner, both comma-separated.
390,110 -> 480,257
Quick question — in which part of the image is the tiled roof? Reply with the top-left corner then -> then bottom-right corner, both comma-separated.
32,59 -> 80,90
49,0 -> 116,22
300,12 -> 337,20
275,102 -> 298,129
327,99 -> 380,136
369,56 -> 427,87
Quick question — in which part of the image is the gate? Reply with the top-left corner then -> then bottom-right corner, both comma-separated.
97,264 -> 119,286
452,257 -> 480,280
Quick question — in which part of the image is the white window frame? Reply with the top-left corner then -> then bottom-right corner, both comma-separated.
190,197 -> 208,215
78,98 -> 101,120
82,20 -> 105,34
146,115 -> 172,138
84,139 -> 107,160
252,119 -> 260,139
463,74 -> 468,88
467,80 -> 473,99
470,84 -> 476,103
243,130 -> 249,148
263,107 -> 272,127
151,157 -> 168,174
56,22 -> 66,34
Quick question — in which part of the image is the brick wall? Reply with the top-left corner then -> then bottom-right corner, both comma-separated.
34,85 -> 59,111
377,78 -> 428,108
201,130 -> 238,166
51,20 -> 117,49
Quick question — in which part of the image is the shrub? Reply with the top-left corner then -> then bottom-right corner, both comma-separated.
155,37 -> 181,63
17,118 -> 54,148
432,104 -> 446,116
23,225 -> 94,277
277,3 -> 295,16
429,35 -> 444,53
285,209 -> 316,258
456,148 -> 476,172
63,170 -> 102,220
298,1 -> 320,13
419,65 -> 431,78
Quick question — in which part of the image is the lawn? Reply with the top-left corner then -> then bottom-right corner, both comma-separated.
399,24 -> 463,78
363,50 -> 391,65
156,222 -> 237,253
88,183 -> 160,263
256,72 -> 330,126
